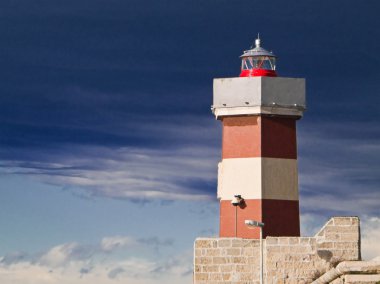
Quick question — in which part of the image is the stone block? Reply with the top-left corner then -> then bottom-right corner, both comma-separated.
222,273 -> 232,281
226,248 -> 241,256
210,273 -> 223,280
247,256 -> 260,265
333,217 -> 355,226
238,272 -> 254,281
196,239 -> 218,248
195,273 -> 209,281
220,265 -> 234,272
231,239 -> 247,247
196,257 -> 213,265
233,257 -> 248,264
266,238 -> 279,245
276,279 -> 285,284
340,233 -> 359,241
340,250 -> 360,260
324,233 -> 341,241
242,247 -> 257,256
218,239 -> 231,247
325,225 -> 358,235
236,264 -> 252,272
278,238 -> 290,245
299,238 -> 311,245
267,253 -> 285,262
195,249 -> 202,256
206,249 -> 221,256
267,246 -> 282,253
334,242 -> 358,250
203,265 -> 220,273
280,246 -> 291,253
267,258 -> 280,268
289,238 -> 299,245
292,245 -> 313,254
213,257 -> 228,264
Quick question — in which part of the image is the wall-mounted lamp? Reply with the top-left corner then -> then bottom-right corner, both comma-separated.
231,194 -> 243,206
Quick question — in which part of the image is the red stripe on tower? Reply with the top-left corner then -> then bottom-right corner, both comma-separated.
222,116 -> 297,159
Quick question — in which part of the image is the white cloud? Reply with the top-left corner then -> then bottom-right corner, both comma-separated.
0,236 -> 192,284
0,263 -> 56,284
100,236 -> 136,252
0,257 -> 192,284
361,216 -> 380,260
39,243 -> 80,267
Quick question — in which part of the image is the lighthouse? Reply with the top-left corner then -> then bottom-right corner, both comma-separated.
212,37 -> 306,239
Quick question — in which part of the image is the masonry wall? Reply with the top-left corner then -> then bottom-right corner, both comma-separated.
194,217 -> 360,284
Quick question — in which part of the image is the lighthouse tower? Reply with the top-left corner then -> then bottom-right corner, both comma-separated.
212,37 -> 306,239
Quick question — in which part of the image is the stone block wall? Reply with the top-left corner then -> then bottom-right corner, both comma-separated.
194,217 -> 360,284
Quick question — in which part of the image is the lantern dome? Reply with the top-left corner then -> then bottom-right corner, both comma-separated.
240,36 -> 277,77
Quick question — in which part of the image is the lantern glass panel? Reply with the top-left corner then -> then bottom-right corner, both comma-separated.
242,56 -> 276,71
270,58 -> 276,70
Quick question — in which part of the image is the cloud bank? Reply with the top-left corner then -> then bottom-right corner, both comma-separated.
0,235 -> 190,284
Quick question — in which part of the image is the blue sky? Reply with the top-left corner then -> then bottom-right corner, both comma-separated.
0,0 -> 379,283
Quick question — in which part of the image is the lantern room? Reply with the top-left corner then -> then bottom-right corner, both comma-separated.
240,36 -> 277,77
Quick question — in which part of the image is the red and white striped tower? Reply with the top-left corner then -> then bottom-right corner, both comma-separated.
212,37 -> 306,238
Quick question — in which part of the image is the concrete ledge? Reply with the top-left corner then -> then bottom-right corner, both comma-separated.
343,274 -> 380,284
213,105 -> 305,118
212,77 -> 306,118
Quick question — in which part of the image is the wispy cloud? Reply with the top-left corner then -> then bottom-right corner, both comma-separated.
0,113 -> 220,202
100,236 -> 136,252
0,144 -> 218,202
298,121 -> 380,216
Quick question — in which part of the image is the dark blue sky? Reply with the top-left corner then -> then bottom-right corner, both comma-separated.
1,1 -> 379,145
0,1 -> 379,282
